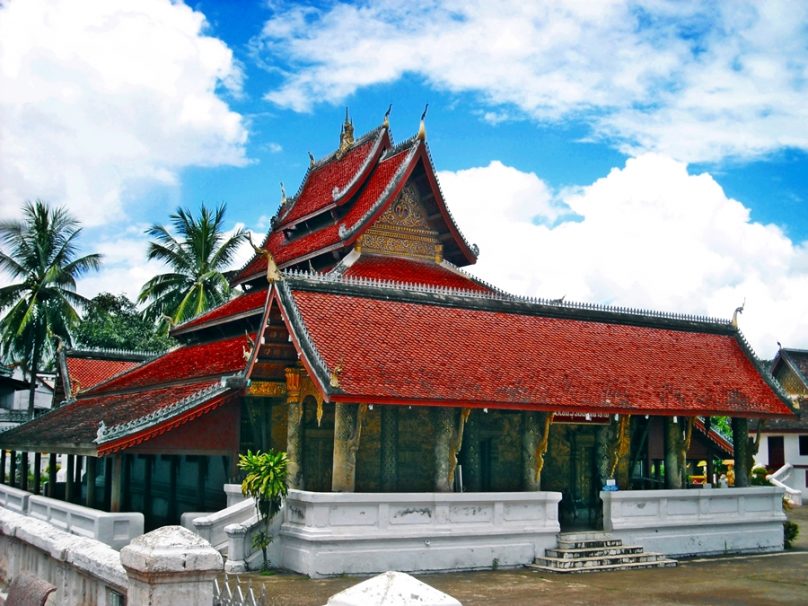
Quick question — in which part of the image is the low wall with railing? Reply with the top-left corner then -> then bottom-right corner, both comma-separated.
276,490 -> 562,578
601,486 -> 787,557
0,485 -> 30,514
181,498 -> 255,553
27,496 -> 143,551
0,506 -> 222,606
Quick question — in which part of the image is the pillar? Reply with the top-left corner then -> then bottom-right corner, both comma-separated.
285,367 -> 304,490
74,456 -> 83,501
286,400 -> 304,490
123,454 -> 132,511
521,412 -> 540,491
168,456 -> 179,522
144,455 -> 153,524
432,408 -> 454,492
9,450 -> 16,487
380,406 -> 399,491
86,457 -> 97,508
47,453 -> 56,497
664,417 -> 682,489
33,452 -> 42,495
20,452 -> 28,491
110,454 -> 123,512
66,454 -> 75,501
121,526 -> 223,606
732,417 -> 750,487
595,425 -> 610,488
332,403 -> 361,492
0,449 -> 6,484
463,411 -> 480,492
196,457 -> 208,511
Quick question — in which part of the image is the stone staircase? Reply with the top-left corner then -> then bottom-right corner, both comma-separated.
530,532 -> 677,573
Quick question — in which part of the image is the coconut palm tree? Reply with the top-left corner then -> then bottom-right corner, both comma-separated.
138,204 -> 244,324
0,200 -> 102,418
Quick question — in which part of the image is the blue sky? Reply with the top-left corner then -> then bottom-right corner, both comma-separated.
1,0 -> 807,357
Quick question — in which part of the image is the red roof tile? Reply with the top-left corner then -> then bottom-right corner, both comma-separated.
284,286 -> 791,417
278,130 -> 385,227
173,288 -> 268,334
238,146 -> 415,279
0,379 -> 221,450
87,333 -> 252,395
66,357 -> 143,392
344,255 -> 491,291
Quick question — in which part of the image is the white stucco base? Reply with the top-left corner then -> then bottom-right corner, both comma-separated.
601,487 -> 787,557
278,490 -> 562,578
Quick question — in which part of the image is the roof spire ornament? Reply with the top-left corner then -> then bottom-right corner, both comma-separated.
417,103 -> 429,140
246,232 -> 282,283
280,181 -> 287,206
337,107 -> 354,157
308,151 -> 315,167
731,299 -> 745,328
383,104 -> 392,128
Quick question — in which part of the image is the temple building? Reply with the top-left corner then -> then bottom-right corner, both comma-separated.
0,113 -> 793,534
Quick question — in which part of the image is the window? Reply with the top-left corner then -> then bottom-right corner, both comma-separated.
799,435 -> 808,456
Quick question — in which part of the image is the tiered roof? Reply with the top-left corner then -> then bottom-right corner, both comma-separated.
232,121 -> 478,285
274,273 -> 792,418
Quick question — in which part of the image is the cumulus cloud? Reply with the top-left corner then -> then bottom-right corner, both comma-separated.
0,0 -> 248,226
440,156 -> 808,358
255,0 -> 808,163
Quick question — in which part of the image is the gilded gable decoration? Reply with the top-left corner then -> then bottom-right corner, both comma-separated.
362,183 -> 441,260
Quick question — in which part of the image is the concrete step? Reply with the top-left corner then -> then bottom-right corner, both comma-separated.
535,551 -> 672,571
530,558 -> 678,574
557,538 -> 624,550
545,545 -> 645,559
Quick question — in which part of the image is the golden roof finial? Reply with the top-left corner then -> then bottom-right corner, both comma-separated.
417,103 -> 429,140
383,104 -> 392,128
731,299 -> 745,329
246,232 -> 282,283
337,107 -> 354,157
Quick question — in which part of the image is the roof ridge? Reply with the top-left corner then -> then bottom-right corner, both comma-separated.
282,269 -> 737,327
68,346 -> 162,359
421,141 -> 479,260
95,382 -> 231,445
439,259 -> 507,295
172,288 -> 265,331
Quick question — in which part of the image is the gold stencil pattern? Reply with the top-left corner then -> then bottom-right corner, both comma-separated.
362,183 -> 440,260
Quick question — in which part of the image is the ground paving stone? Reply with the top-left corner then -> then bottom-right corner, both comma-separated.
238,505 -> 808,606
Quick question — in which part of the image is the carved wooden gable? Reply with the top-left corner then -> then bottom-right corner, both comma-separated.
358,182 -> 443,261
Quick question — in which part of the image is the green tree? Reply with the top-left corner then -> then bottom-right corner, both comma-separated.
0,201 -> 101,418
137,204 -> 244,324
75,293 -> 175,352
238,449 -> 288,571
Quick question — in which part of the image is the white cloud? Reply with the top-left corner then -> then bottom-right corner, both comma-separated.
0,0 -> 248,226
255,0 -> 808,163
440,156 -> 808,358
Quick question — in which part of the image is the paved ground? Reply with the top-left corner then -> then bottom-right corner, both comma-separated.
237,506 -> 808,605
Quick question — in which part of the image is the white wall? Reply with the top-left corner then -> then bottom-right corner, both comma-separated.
754,432 -> 808,498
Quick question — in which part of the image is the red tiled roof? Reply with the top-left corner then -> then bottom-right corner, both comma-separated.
0,379 -> 221,450
87,333 -> 252,395
344,255 -> 491,291
173,288 -> 268,334
283,286 -> 791,417
66,357 -> 142,392
238,146 -> 415,279
278,130 -> 385,227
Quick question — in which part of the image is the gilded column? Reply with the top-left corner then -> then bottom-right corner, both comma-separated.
732,417 -> 750,487
332,403 -> 364,492
595,425 -> 610,488
463,411 -> 481,492
285,368 -> 304,490
664,417 -> 683,489
433,408 -> 454,492
521,412 -> 540,491
380,406 -> 398,491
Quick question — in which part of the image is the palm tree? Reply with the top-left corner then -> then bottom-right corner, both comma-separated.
0,201 -> 102,418
138,204 -> 244,324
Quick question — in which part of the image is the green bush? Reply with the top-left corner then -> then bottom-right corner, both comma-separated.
784,520 -> 799,549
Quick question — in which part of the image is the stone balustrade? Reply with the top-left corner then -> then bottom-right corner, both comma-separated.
27,495 -> 143,551
0,506 -> 222,606
182,498 -> 254,553
0,484 -> 30,514
601,486 -> 787,557
278,490 -> 562,578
